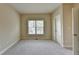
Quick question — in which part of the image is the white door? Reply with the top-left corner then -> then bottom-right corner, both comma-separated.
72,8 -> 79,55
55,15 -> 62,44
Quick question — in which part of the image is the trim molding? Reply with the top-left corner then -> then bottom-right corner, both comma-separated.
63,45 -> 72,50
0,39 -> 19,55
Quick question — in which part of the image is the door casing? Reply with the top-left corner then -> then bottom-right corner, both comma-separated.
72,8 -> 79,55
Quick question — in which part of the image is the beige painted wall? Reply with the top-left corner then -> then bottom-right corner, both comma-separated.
73,3 -> 79,8
21,14 -> 52,40
52,4 -> 73,48
52,4 -> 63,46
0,4 -> 20,54
63,4 -> 73,48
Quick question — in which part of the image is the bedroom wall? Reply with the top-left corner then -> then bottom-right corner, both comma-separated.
52,4 -> 73,48
21,14 -> 52,40
0,4 -> 20,54
51,4 -> 63,46
63,4 -> 73,48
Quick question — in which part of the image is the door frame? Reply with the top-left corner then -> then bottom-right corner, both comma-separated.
72,8 -> 79,55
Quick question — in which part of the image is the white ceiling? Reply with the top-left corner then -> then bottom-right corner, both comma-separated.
9,3 -> 61,14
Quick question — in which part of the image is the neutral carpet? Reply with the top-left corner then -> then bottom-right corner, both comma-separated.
2,40 -> 73,55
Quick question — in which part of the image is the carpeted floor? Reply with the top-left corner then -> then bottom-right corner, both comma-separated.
3,40 -> 73,55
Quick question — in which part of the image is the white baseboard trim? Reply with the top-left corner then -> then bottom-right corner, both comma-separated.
63,45 -> 72,50
63,45 -> 72,48
0,39 -> 19,55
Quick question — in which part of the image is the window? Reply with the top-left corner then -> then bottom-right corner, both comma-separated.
28,20 -> 44,35
28,20 -> 35,34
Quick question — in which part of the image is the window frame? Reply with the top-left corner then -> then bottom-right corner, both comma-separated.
27,19 -> 45,35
